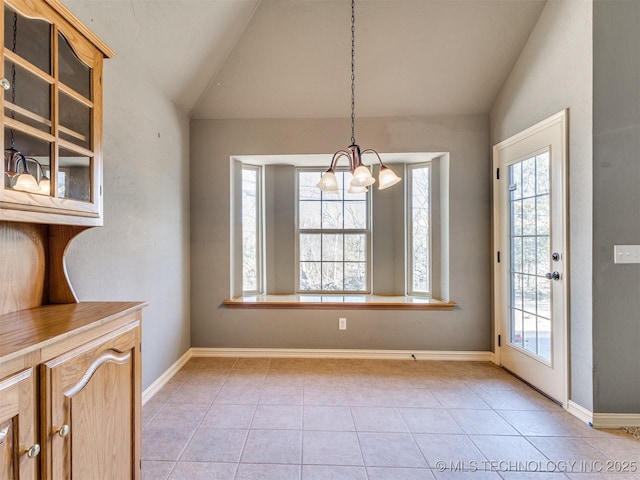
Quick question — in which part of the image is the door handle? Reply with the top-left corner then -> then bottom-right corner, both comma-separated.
545,271 -> 560,280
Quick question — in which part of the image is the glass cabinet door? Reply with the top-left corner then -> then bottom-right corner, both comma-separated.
1,0 -> 106,223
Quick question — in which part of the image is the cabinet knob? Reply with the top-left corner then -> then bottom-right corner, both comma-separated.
58,424 -> 70,437
0,78 -> 10,90
27,443 -> 41,458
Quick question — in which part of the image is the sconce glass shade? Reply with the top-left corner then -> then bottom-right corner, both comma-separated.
13,172 -> 40,193
378,166 -> 402,190
317,171 -> 339,192
351,165 -> 376,187
38,176 -> 50,195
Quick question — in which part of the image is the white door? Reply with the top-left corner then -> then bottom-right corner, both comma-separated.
493,110 -> 568,405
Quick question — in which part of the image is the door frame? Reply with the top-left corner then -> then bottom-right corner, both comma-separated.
492,109 -> 569,408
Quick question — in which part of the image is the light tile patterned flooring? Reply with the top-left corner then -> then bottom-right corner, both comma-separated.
142,358 -> 640,479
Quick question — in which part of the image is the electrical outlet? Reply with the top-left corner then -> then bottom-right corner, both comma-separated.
614,245 -> 640,264
339,317 -> 347,330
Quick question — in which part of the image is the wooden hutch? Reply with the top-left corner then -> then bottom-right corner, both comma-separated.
0,0 -> 144,478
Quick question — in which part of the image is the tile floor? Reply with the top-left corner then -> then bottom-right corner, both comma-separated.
142,358 -> 640,479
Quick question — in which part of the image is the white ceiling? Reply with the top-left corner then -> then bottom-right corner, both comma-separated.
64,0 -> 546,120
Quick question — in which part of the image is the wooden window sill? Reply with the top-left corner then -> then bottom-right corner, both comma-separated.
223,294 -> 457,310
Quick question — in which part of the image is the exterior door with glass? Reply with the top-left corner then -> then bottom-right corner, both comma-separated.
493,110 -> 567,405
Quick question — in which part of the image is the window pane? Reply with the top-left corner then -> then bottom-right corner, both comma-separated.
300,234 -> 321,261
322,201 -> 343,229
58,32 -> 91,99
322,262 -> 343,291
411,165 -> 430,293
343,201 -> 366,229
344,262 -> 366,291
4,60 -> 51,133
299,200 -> 321,229
58,148 -> 91,201
4,6 -> 51,74
59,92 -> 92,150
300,262 -> 321,290
299,171 -> 321,200
242,168 -> 259,292
522,157 -> 536,198
344,234 -> 366,262
322,234 -> 343,261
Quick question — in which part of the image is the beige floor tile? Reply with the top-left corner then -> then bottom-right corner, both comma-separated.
433,470 -> 502,479
179,428 -> 248,462
142,401 -> 164,429
235,463 -> 301,480
241,429 -> 302,464
400,408 -> 463,434
499,473 -> 569,479
302,465 -> 367,480
303,431 -> 363,466
148,403 -> 208,429
214,385 -> 262,404
232,357 -> 271,372
527,436 -> 613,463
566,474 -> 640,480
497,410 -> 584,437
304,385 -> 349,406
432,387 -> 491,409
583,434 -> 640,462
346,386 -> 396,407
142,461 -> 175,480
142,426 -> 195,461
303,405 -> 355,431
166,382 -> 221,404
469,434 -> 547,464
252,404 -> 303,430
358,432 -> 427,468
201,404 -> 256,429
367,466 -> 436,479
393,388 -> 442,408
448,409 -> 519,435
264,373 -> 305,387
260,385 -> 304,405
351,406 -> 408,432
167,462 -> 238,480
475,389 -> 540,410
414,433 -> 486,467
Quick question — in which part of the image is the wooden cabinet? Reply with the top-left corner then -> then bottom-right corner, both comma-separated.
0,303 -> 144,480
0,368 -> 37,479
0,0 -> 113,226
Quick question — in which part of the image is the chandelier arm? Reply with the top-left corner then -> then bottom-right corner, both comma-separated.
360,148 -> 387,167
330,150 -> 354,171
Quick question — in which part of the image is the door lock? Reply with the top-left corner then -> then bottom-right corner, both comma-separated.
552,252 -> 560,262
545,271 -> 560,281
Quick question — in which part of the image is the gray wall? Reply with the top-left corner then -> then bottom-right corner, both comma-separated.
592,0 -> 640,413
61,3 -> 191,389
490,0 -> 594,409
191,115 -> 491,352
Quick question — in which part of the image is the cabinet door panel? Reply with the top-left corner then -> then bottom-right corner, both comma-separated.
0,368 -> 37,479
43,327 -> 140,480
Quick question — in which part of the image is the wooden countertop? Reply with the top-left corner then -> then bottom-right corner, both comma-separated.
0,302 -> 147,361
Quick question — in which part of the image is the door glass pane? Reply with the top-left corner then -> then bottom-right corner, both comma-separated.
508,152 -> 552,362
58,148 -> 91,202
4,6 -> 51,74
58,32 -> 91,99
4,60 -> 51,133
59,92 -> 91,150
4,127 -> 51,195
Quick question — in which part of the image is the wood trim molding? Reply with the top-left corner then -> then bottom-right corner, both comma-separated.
592,413 -> 640,429
224,295 -> 457,310
567,400 -> 593,426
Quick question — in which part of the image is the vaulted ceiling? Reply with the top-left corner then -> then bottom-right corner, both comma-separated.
65,0 -> 546,119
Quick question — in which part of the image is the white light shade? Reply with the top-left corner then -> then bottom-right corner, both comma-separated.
317,171 -> 339,192
348,184 -> 368,194
13,172 -> 40,193
378,166 -> 401,190
38,177 -> 50,195
351,165 -> 375,187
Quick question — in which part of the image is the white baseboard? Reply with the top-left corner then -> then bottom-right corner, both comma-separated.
567,400 -> 593,425
190,347 -> 493,362
592,413 -> 640,428
566,400 -> 640,428
142,349 -> 192,405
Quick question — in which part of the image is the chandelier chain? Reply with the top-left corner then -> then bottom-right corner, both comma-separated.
10,12 -> 17,148
350,0 -> 356,146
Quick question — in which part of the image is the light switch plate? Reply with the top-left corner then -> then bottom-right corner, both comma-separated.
614,245 -> 640,264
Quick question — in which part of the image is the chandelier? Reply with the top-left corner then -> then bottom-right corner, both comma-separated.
317,0 -> 401,194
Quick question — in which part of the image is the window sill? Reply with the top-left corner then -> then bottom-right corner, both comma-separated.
223,294 -> 457,310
